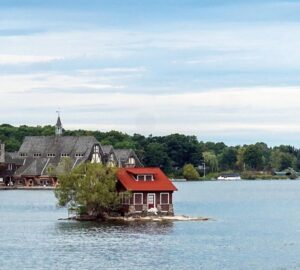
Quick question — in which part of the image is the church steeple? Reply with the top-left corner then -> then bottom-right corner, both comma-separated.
55,111 -> 63,136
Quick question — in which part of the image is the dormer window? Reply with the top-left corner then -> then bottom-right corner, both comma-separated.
136,174 -> 154,181
61,153 -> 70,157
128,157 -> 135,165
47,153 -> 55,157
91,145 -> 101,163
20,153 -> 27,157
75,153 -> 84,157
33,153 -> 41,157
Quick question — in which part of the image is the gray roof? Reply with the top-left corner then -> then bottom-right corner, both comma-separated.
16,158 -> 48,176
114,149 -> 133,161
19,136 -> 98,157
15,136 -> 101,176
5,152 -> 24,165
114,149 -> 143,167
101,145 -> 113,155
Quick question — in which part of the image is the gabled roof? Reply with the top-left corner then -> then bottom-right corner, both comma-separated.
114,148 -> 143,167
14,136 -> 101,176
19,136 -> 98,157
117,167 -> 177,192
15,158 -> 49,176
5,152 -> 24,165
101,145 -> 113,155
114,149 -> 132,160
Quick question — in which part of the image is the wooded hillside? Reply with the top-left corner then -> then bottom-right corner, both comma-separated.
1,124 -> 299,177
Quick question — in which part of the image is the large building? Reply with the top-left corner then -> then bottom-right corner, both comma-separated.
2,116 -> 142,187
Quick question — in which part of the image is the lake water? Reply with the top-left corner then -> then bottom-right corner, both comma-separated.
1,181 -> 300,270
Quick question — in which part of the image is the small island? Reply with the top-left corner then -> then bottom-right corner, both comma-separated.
55,161 -> 179,220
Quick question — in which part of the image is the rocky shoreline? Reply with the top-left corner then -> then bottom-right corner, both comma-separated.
61,215 -> 212,222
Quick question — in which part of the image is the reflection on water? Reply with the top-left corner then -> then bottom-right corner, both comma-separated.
1,182 -> 300,270
55,220 -> 174,235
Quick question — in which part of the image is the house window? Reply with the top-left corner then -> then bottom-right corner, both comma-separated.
134,193 -> 143,205
8,164 -> 13,171
91,145 -> 101,164
136,174 -> 154,181
94,145 -> 99,154
160,193 -> 169,205
128,157 -> 135,165
145,175 -> 153,181
33,153 -> 41,157
47,153 -> 55,157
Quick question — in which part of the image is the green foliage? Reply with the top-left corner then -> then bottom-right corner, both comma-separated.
2,124 -> 300,177
182,163 -> 200,180
143,143 -> 172,172
218,147 -> 237,171
55,161 -> 124,217
203,151 -> 218,172
243,144 -> 263,170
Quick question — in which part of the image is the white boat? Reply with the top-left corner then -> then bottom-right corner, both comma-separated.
217,174 -> 241,181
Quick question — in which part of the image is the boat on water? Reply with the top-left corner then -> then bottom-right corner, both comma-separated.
217,173 -> 241,181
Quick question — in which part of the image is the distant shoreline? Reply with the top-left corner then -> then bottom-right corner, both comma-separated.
0,186 -> 54,190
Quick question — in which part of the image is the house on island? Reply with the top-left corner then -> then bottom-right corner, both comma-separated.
117,167 -> 177,216
2,116 -> 143,187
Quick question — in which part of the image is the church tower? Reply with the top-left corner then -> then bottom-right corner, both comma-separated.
55,112 -> 63,136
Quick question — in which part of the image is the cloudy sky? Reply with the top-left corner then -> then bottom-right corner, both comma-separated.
1,0 -> 300,146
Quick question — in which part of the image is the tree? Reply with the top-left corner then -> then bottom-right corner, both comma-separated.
143,142 -> 172,172
243,144 -> 263,170
270,149 -> 297,171
182,163 -> 200,180
162,134 -> 201,168
55,161 -> 125,218
203,151 -> 218,172
218,147 -> 237,171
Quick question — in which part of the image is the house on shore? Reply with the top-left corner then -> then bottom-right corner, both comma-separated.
114,149 -> 143,168
117,167 -> 177,216
1,116 -> 143,187
14,135 -> 104,186
101,146 -> 143,168
0,142 -> 23,185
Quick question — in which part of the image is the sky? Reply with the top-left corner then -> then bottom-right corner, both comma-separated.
1,0 -> 300,146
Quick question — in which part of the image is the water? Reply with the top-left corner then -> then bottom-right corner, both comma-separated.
1,181 -> 300,270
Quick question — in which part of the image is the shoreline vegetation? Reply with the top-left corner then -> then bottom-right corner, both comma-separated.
1,124 -> 300,180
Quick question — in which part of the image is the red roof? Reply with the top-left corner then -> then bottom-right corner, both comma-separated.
117,167 -> 178,192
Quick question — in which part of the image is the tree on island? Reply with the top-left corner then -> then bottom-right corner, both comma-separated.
183,163 -> 200,180
54,159 -> 127,219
